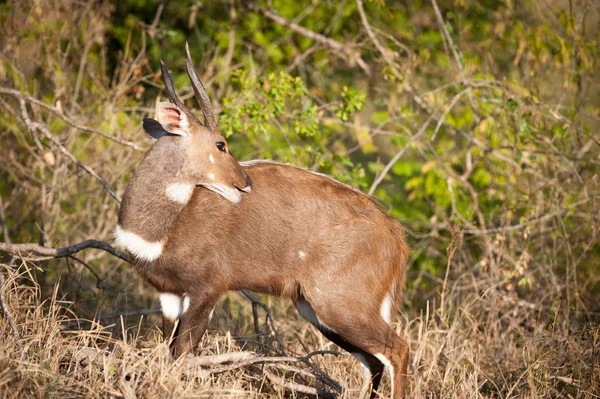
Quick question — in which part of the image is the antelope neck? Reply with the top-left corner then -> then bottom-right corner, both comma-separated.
116,143 -> 193,261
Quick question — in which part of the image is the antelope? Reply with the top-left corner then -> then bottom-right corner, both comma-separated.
115,44 -> 410,398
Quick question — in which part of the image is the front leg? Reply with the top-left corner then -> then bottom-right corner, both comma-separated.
162,314 -> 177,343
159,292 -> 184,352
170,289 -> 222,358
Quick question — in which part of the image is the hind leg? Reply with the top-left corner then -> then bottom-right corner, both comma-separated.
338,320 -> 408,398
296,297 -> 409,398
295,298 -> 385,398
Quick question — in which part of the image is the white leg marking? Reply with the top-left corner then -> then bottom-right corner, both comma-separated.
182,295 -> 190,314
114,225 -> 163,262
209,154 -> 215,164
380,294 -> 393,324
374,353 -> 394,397
295,299 -> 334,332
165,183 -> 194,204
352,353 -> 372,399
208,307 -> 215,321
298,250 -> 307,260
160,293 -> 182,322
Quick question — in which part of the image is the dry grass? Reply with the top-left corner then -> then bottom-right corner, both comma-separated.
0,261 -> 597,398
0,0 -> 599,398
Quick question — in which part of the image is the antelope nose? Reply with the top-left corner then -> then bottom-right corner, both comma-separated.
240,175 -> 252,193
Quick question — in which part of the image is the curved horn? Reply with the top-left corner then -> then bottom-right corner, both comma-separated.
159,59 -> 201,125
185,42 -> 219,131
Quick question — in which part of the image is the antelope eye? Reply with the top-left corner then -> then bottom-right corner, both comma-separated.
215,142 -> 226,153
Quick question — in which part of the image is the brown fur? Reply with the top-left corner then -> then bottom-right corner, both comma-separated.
119,160 -> 410,398
117,56 -> 410,397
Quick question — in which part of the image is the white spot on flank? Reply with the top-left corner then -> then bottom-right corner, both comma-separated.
209,154 -> 215,164
380,294 -> 393,324
298,250 -> 307,260
208,172 -> 215,181
114,225 -> 163,262
165,183 -> 194,204
374,354 -> 394,397
160,293 -> 182,322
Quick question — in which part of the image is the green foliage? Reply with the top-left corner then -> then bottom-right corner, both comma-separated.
0,0 -> 598,346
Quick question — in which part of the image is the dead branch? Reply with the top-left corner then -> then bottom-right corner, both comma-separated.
0,195 -> 20,341
0,240 -> 130,263
185,349 -> 343,394
430,0 -> 478,118
368,99 -> 443,195
263,366 -> 317,395
0,87 -> 142,151
243,2 -> 371,76
19,100 -> 121,202
242,289 -> 287,355
186,350 -> 256,367
0,272 -> 18,341
99,307 -> 162,320
462,198 -> 591,235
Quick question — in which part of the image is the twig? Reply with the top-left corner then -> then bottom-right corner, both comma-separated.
186,350 -> 256,367
0,240 -> 130,263
99,307 -> 162,320
462,198 -> 590,235
0,87 -> 142,151
244,2 -> 371,76
0,194 -> 19,341
242,290 -> 287,355
354,0 -> 440,116
0,272 -> 19,341
430,0 -> 478,118
263,366 -> 317,395
19,100 -> 122,202
368,106 -> 439,195
186,349 -> 343,394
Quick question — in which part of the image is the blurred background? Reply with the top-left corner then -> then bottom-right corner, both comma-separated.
0,0 -> 598,397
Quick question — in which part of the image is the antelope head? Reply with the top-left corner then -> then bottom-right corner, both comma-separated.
141,43 -> 251,204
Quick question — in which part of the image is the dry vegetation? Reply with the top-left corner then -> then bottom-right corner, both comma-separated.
1,0 -> 599,398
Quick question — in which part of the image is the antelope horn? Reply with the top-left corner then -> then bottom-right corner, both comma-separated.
185,42 -> 219,131
159,59 -> 201,125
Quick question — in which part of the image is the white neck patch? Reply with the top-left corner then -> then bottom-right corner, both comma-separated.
165,183 -> 194,204
114,225 -> 163,262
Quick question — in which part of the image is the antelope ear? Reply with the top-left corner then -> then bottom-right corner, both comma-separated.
154,101 -> 191,136
142,118 -> 177,141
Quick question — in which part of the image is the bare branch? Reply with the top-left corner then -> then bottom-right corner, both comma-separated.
19,100 -> 122,202
242,289 -> 287,355
368,97 -> 449,195
430,0 -> 478,117
244,2 -> 371,76
99,307 -> 161,320
462,198 -> 590,235
0,272 -> 19,341
0,240 -> 130,263
0,195 -> 20,341
0,87 -> 143,151
263,367 -> 317,395
185,349 -> 343,394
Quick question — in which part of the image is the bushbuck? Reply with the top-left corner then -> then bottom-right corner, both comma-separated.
115,44 -> 410,398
